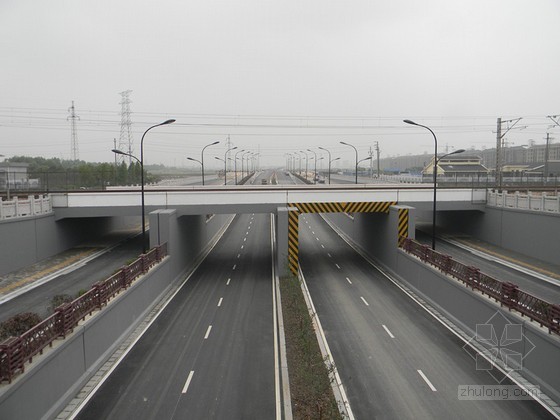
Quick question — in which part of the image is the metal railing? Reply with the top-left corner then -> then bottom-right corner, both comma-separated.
399,237 -> 560,336
0,243 -> 168,384
0,195 -> 52,220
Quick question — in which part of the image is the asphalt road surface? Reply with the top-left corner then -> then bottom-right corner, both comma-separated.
75,213 -> 277,420
299,212 -> 552,419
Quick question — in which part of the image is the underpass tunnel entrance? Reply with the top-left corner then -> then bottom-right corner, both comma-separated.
286,201 -> 412,275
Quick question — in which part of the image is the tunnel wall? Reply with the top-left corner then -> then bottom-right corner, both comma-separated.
0,214 -> 139,276
438,207 -> 560,267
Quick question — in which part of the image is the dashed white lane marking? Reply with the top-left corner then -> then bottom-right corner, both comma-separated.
312,231 -> 315,235
316,237 -> 319,241
335,263 -> 341,269
241,245 -> 244,249
321,244 -> 325,249
237,254 -> 241,258
182,371 -> 195,394
232,264 -> 237,270
360,296 -> 369,306
226,278 -> 231,286
328,253 -> 332,258
382,325 -> 395,339
244,238 -> 247,242
248,226 -> 251,229
204,325 -> 212,339
218,297 -> 223,307
417,370 -> 437,391
246,231 -> 249,235
346,277 -> 352,284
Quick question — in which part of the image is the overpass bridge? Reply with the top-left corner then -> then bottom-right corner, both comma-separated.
51,185 -> 487,218
51,185 -> 486,275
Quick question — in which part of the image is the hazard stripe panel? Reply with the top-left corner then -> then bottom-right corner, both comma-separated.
286,201 -> 397,274
398,208 -> 409,244
289,201 -> 396,214
288,210 -> 300,274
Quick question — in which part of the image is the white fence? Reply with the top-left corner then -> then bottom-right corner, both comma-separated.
0,195 -> 52,220
487,191 -> 560,214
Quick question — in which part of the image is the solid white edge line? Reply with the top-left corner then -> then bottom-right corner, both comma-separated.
67,215 -> 237,419
360,296 -> 369,306
299,267 -> 355,420
217,297 -> 223,307
417,369 -> 437,392
181,371 -> 195,394
270,213 -> 291,420
319,213 -> 560,419
204,325 -> 212,339
382,324 -> 395,338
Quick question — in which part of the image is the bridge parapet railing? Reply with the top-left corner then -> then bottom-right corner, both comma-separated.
487,191 -> 560,214
0,195 -> 52,220
0,244 -> 167,384
400,237 -> 560,336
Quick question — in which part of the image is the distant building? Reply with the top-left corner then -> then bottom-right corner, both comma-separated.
422,155 -> 489,180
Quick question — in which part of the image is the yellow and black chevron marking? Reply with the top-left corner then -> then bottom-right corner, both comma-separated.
288,201 -> 396,214
288,209 -> 300,274
398,208 -> 409,245
286,201 -> 398,274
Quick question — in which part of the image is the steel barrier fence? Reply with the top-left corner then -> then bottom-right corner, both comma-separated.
0,243 -> 168,384
400,238 -> 560,336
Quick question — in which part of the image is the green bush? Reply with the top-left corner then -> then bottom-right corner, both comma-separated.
0,312 -> 42,341
49,294 -> 73,313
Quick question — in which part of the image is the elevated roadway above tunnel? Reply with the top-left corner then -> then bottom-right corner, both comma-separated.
51,185 -> 486,218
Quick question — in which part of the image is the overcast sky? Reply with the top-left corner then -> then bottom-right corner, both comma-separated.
1,0 -> 559,169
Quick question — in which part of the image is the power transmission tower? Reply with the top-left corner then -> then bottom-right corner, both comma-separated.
67,101 -> 80,161
118,90 -> 134,165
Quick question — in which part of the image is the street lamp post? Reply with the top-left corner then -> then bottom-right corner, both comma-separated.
223,146 -> 238,185
340,141 -> 359,184
404,119 -> 464,250
300,150 -> 309,181
186,157 -> 203,184
234,149 -> 245,185
111,117 -> 175,254
201,141 -> 220,186
318,147 -> 333,184
241,151 -> 251,180
295,152 -> 302,175
307,149 -> 317,184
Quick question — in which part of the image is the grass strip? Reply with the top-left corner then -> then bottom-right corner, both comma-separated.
280,274 -> 342,420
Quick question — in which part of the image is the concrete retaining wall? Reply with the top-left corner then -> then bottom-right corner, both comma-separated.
0,210 -> 233,420
0,214 -> 139,276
